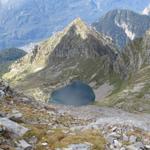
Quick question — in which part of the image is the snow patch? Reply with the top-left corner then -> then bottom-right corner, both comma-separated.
33,67 -> 44,73
20,42 -> 40,53
115,20 -> 136,40
142,5 -> 150,15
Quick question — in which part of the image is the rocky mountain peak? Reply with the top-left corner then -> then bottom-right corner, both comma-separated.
69,17 -> 85,27
43,17 -> 116,62
16,18 -> 115,66
93,9 -> 150,48
63,17 -> 92,41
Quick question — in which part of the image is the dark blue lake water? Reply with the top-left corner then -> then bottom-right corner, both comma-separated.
49,81 -> 95,106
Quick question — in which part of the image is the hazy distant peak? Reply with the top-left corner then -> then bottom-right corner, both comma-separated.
142,5 -> 150,15
68,18 -> 89,29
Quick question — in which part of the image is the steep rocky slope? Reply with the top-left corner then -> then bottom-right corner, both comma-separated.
93,9 -> 150,48
3,18 -> 120,101
0,48 -> 26,77
98,30 -> 150,113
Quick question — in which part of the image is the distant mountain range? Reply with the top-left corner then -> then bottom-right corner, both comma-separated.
0,0 -> 150,49
93,9 -> 150,48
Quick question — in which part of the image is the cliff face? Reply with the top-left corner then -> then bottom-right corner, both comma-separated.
120,29 -> 150,74
98,30 -> 150,113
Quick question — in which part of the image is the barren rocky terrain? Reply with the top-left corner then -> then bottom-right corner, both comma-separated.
0,80 -> 150,150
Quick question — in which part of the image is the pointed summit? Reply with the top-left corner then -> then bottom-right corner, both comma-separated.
64,17 -> 91,40
68,17 -> 88,29
70,17 -> 84,25
48,17 -> 115,60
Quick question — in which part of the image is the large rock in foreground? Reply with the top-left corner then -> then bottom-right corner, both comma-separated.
50,81 -> 95,106
0,117 -> 29,137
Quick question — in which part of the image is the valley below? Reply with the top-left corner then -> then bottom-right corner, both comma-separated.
0,80 -> 150,150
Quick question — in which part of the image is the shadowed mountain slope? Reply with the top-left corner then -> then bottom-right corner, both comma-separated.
98,29 -> 150,113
